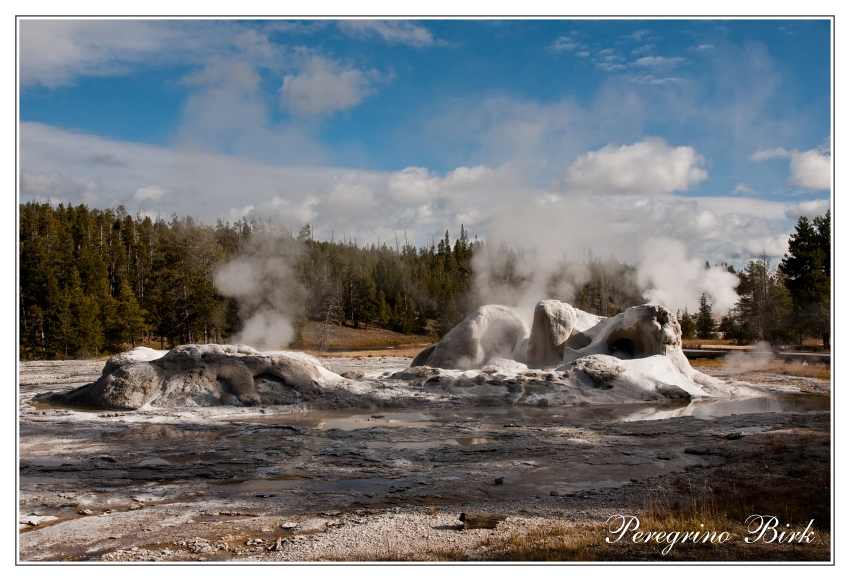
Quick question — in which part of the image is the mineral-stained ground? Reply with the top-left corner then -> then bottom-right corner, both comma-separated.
18,356 -> 831,562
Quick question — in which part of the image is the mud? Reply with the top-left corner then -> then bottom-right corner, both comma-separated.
18,358 -> 830,562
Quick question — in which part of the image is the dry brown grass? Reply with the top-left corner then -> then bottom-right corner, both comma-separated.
303,346 -> 427,358
691,358 -> 830,380
682,338 -> 737,347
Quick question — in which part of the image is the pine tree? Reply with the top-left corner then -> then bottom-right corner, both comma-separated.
780,212 -> 830,346
695,293 -> 716,339
677,308 -> 697,340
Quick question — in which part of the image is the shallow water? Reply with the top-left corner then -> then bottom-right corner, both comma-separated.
241,394 -> 829,431
364,438 -> 498,450
617,395 -> 829,422
213,478 -> 303,494
316,477 -> 412,494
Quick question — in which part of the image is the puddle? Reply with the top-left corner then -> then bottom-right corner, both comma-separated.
213,478 -> 302,494
20,476 -> 81,486
26,401 -> 101,413
233,411 -> 438,431
102,425 -> 237,440
316,477 -> 412,494
593,479 -> 631,489
619,395 -> 829,422
137,458 -> 171,467
737,426 -> 768,433
25,458 -> 83,467
159,452 -> 225,465
364,438 -> 497,450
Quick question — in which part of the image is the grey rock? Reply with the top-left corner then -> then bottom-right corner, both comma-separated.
410,306 -> 529,370
41,344 -> 330,410
527,300 -> 576,367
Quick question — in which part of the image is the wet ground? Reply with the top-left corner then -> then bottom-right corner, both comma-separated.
18,357 -> 831,562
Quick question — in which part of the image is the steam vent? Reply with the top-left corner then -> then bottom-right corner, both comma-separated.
40,302 -> 761,410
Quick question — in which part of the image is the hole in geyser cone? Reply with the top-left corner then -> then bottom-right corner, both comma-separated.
612,338 -> 636,357
254,372 -> 292,390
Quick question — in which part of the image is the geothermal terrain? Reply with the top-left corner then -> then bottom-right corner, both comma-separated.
18,304 -> 831,562
18,357 -> 830,562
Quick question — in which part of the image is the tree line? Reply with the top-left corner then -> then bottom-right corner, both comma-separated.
677,212 -> 831,347
18,202 -> 831,359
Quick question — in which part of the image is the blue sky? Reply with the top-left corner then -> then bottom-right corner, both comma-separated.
18,18 -> 832,299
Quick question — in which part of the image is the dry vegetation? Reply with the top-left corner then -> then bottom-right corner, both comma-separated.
691,358 -> 830,380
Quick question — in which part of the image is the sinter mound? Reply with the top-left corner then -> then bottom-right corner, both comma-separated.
39,303 -> 770,410
40,344 -> 336,410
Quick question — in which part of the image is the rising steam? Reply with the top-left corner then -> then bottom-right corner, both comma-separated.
213,232 -> 306,350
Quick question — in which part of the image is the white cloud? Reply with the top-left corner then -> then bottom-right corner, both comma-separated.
784,199 -> 831,221
630,44 -> 655,56
788,149 -> 831,190
280,56 -> 378,115
18,20 -> 225,88
549,36 -> 583,53
337,20 -> 441,47
750,147 -> 790,161
592,48 -> 626,71
751,147 -> 831,190
560,139 -> 708,194
731,183 -> 756,195
627,29 -> 651,42
21,122 -> 821,283
633,56 -> 687,68
631,75 -> 684,85
20,170 -> 81,199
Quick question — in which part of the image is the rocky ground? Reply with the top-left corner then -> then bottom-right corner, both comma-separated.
18,357 -> 831,562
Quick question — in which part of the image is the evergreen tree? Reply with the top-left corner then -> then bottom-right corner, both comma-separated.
695,293 -> 716,339
677,308 -> 697,340
733,253 -> 794,344
780,212 -> 831,346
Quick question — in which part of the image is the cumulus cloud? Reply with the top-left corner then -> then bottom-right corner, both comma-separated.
337,20 -> 441,47
788,149 -> 831,190
280,55 -> 379,115
560,138 -> 708,194
751,147 -> 831,190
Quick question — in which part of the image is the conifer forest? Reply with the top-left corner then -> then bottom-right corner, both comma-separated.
18,202 -> 830,359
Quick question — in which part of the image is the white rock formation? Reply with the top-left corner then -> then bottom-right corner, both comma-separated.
527,300 -> 576,367
410,305 -> 529,370
49,344 -> 341,410
411,302 -> 724,400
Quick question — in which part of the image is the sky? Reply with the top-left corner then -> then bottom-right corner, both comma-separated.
18,18 -> 832,282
